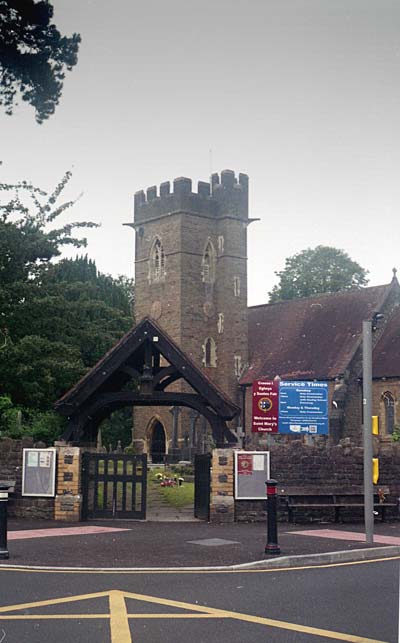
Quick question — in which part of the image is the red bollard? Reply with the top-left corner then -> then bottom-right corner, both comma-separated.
265,479 -> 280,556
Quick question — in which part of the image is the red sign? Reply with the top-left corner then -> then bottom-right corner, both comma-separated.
252,380 -> 279,433
237,454 -> 253,476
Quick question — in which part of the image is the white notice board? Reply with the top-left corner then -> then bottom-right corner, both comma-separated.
234,451 -> 270,500
22,448 -> 56,497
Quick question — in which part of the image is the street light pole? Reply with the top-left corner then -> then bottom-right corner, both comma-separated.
363,320 -> 374,544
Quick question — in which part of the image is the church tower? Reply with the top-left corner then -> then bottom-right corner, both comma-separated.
131,170 -> 249,459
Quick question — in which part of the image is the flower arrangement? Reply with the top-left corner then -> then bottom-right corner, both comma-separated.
160,478 -> 176,487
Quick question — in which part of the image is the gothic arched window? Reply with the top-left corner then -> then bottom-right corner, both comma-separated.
203,337 -> 217,367
149,237 -> 165,282
202,240 -> 216,284
382,391 -> 395,435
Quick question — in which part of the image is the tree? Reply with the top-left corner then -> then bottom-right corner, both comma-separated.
268,245 -> 369,303
0,0 -> 80,123
0,174 -> 134,443
8,256 -> 135,369
0,171 -> 97,320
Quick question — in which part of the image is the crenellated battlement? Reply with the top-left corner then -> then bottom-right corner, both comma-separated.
133,170 -> 248,223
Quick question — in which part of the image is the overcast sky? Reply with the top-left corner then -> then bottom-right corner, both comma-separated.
1,0 -> 399,305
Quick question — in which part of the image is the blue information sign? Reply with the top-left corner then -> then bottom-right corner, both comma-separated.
278,381 -> 329,435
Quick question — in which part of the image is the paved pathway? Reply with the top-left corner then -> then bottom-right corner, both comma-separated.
146,475 -> 196,521
291,528 -> 400,545
8,525 -> 131,540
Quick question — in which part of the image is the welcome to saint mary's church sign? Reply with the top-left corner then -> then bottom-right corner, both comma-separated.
252,380 -> 329,436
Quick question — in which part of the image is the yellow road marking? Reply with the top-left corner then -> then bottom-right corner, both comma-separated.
126,613 -> 228,618
0,588 -> 391,643
0,613 -> 225,620
0,614 -> 110,619
109,590 -> 131,643
0,554 -> 399,575
0,590 -> 110,613
121,590 -> 389,643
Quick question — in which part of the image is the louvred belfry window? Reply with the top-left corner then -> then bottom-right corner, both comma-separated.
150,238 -> 165,282
202,240 -> 216,283
203,337 -> 217,367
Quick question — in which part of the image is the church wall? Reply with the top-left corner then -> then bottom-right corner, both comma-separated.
372,379 -> 400,437
234,439 -> 400,522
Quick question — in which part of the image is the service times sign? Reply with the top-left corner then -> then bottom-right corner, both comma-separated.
251,380 -> 329,435
279,381 -> 329,435
251,380 -> 279,433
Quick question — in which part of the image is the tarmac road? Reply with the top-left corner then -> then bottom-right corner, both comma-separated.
0,555 -> 398,642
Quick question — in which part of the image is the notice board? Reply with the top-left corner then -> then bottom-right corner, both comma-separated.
22,448 -> 56,497
234,451 -> 270,500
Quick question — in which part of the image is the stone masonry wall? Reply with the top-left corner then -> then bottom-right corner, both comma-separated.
210,448 -> 235,523
0,437 -> 54,519
231,442 -> 400,522
54,445 -> 82,522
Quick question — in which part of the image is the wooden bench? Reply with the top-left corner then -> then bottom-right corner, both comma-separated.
277,486 -> 398,523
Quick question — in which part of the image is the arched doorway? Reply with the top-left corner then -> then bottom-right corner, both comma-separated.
150,421 -> 166,463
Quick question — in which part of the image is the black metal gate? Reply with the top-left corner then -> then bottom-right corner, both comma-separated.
81,453 -> 147,520
194,453 -> 211,520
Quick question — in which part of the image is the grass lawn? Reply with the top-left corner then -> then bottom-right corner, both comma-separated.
149,467 -> 194,508
159,482 -> 194,508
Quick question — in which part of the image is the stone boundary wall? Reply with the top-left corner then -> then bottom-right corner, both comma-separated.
232,440 -> 400,522
210,449 -> 235,523
54,444 -> 82,522
0,438 -> 84,521
0,437 -> 54,519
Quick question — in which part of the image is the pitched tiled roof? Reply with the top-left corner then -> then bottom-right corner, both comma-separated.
373,306 -> 400,378
240,285 -> 391,384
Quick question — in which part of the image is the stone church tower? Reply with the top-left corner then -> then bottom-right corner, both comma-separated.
131,170 -> 249,460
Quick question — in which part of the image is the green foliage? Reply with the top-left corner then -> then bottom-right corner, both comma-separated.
0,171 -> 97,316
0,172 -> 134,442
391,426 -> 400,442
99,408 -> 134,451
0,335 -> 85,409
0,394 -> 17,433
8,256 -> 134,369
0,395 -> 64,444
0,0 -> 81,122
269,245 -> 369,303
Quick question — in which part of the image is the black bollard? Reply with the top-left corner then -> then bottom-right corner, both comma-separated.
265,479 -> 280,556
0,484 -> 10,560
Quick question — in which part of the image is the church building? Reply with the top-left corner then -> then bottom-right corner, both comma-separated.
129,170 -> 400,461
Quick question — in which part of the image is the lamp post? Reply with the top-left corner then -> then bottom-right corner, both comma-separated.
362,320 -> 374,544
363,313 -> 384,544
